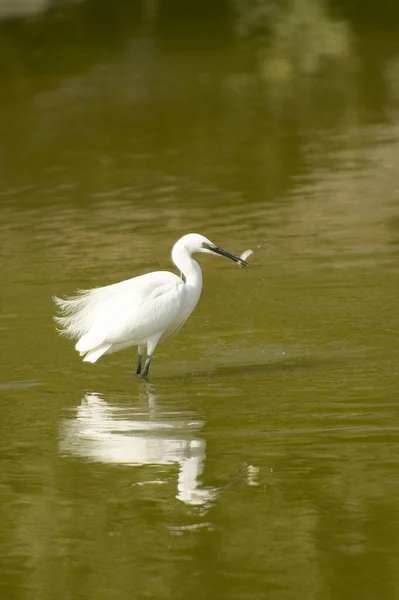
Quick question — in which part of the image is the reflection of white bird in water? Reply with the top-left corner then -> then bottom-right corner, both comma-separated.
54,233 -> 248,377
59,390 -> 218,506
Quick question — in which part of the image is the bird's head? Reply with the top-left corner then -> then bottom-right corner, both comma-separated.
175,233 -> 248,266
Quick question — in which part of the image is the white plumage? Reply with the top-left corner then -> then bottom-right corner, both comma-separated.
54,233 -> 248,377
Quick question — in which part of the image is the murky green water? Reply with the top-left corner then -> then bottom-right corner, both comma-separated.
1,3 -> 399,600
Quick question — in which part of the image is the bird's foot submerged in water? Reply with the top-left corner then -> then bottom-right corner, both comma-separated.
141,355 -> 152,378
135,354 -> 152,378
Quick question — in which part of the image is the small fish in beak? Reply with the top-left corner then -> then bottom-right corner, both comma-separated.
238,249 -> 253,268
202,242 -> 249,267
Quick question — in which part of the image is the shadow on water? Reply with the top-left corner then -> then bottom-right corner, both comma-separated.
158,354 -> 348,382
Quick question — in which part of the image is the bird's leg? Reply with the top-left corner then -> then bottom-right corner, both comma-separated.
141,355 -> 152,378
136,345 -> 145,375
141,333 -> 162,378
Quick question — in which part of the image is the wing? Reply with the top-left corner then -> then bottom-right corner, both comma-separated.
76,279 -> 187,354
54,270 -> 182,342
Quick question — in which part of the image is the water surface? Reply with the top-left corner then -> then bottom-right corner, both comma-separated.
1,4 -> 399,600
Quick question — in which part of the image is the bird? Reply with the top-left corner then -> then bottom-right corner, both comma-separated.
54,233 -> 248,377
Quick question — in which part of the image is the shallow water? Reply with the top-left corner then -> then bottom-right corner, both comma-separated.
1,3 -> 399,600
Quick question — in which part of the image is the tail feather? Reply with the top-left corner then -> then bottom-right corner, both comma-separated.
53,290 -> 104,339
82,344 -> 112,363
75,331 -> 104,354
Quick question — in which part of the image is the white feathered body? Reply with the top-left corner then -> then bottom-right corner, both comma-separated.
54,269 -> 202,363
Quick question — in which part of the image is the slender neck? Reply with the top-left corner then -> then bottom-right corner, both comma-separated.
172,244 -> 203,289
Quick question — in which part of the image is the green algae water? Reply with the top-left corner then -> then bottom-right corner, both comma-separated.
1,3 -> 399,599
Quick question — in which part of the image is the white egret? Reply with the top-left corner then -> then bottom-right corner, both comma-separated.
54,233 -> 248,377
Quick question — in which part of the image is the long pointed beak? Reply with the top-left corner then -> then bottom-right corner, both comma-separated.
207,244 -> 248,267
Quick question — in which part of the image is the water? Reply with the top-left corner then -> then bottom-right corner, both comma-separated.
1,3 -> 399,599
